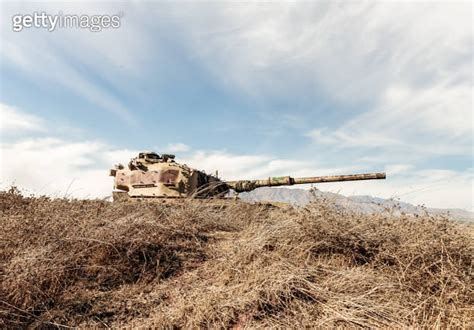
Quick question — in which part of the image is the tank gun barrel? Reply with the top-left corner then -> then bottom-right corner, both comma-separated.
226,172 -> 386,193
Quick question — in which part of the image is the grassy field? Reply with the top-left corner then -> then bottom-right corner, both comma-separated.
1,188 -> 472,328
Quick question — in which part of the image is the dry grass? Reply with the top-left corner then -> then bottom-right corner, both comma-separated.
1,187 -> 472,328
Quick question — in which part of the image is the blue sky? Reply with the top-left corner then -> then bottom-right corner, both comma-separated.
0,1 -> 472,210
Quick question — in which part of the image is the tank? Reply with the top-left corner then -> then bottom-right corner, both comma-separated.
110,151 -> 386,201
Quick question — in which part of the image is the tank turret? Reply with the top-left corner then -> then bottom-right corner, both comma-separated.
110,152 -> 386,201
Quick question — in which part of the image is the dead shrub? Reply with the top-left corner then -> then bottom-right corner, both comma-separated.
0,189 -> 472,328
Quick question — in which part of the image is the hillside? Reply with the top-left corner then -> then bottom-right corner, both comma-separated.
241,187 -> 474,222
1,188 -> 473,328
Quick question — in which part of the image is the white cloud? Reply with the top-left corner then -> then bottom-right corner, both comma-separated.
307,129 -> 401,148
0,137 -> 137,198
321,81 -> 473,152
166,143 -> 190,153
306,79 -> 473,158
378,83 -> 472,137
180,150 -> 363,181
0,104 -> 44,134
384,164 -> 414,176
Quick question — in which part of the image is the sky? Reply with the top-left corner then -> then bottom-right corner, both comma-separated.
0,1 -> 472,210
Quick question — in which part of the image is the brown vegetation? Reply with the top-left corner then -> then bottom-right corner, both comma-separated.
1,188 -> 473,328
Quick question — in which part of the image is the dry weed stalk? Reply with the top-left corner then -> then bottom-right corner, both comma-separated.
0,188 -> 472,328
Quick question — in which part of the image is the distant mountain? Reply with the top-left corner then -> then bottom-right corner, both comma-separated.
240,187 -> 474,223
